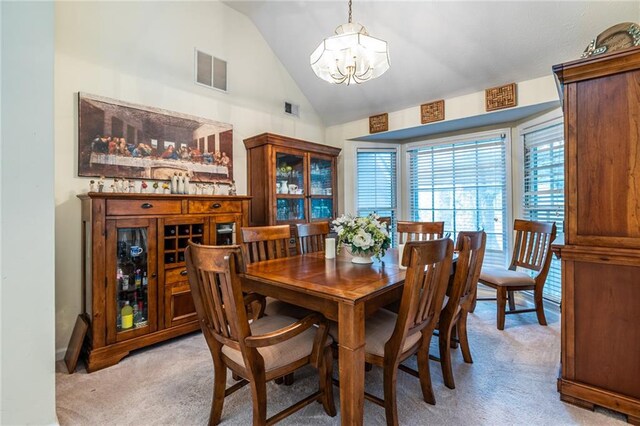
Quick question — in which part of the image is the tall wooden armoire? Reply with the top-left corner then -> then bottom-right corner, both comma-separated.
553,47 -> 640,423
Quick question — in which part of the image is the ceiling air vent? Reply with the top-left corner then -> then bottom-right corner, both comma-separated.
284,101 -> 300,117
195,49 -> 227,92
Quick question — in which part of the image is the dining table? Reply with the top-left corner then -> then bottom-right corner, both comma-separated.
240,248 -> 407,426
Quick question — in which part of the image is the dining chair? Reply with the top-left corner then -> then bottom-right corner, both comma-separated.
397,221 -> 444,243
241,224 -> 313,379
296,222 -> 329,254
185,243 -> 336,425
436,230 -> 486,389
241,225 -> 293,264
331,238 -> 453,425
477,219 -> 557,330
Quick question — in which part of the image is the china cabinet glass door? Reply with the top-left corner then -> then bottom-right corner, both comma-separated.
275,150 -> 306,223
308,155 -> 335,221
106,218 -> 157,343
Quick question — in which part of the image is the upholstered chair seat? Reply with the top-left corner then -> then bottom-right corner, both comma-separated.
222,314 -> 332,372
479,266 -> 535,287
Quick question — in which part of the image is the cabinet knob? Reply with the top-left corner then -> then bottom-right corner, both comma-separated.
180,269 -> 188,276
151,273 -> 157,278
141,203 -> 153,209
211,203 -> 221,209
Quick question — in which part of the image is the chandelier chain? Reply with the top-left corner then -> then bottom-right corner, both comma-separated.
348,0 -> 352,23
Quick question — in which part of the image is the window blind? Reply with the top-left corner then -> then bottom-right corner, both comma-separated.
356,148 -> 398,245
408,134 -> 508,267
523,122 -> 564,304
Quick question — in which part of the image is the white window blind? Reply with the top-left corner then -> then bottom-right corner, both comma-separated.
408,134 -> 508,267
523,122 -> 564,304
356,148 -> 398,244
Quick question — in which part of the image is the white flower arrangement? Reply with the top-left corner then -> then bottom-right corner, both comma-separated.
332,213 -> 391,260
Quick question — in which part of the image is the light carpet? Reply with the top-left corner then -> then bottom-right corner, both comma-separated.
56,294 -> 625,425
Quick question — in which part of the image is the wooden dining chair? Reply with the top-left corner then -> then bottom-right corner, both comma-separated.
331,238 -> 453,425
397,221 -> 444,243
478,219 -> 557,330
436,230 -> 486,390
241,225 -> 293,264
296,222 -> 329,254
242,224 -> 313,374
185,243 -> 336,425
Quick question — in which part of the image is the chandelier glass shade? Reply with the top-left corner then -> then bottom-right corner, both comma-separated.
310,5 -> 389,85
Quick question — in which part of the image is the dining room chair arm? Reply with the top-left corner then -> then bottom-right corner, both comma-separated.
244,312 -> 325,348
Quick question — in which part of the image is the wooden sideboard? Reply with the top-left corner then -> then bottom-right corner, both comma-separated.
78,193 -> 250,372
553,47 -> 640,424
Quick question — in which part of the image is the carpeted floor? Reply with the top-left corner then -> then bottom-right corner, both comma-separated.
56,292 -> 625,425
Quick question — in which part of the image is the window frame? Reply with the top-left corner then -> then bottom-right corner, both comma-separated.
353,143 -> 401,243
516,109 -> 564,304
402,128 -> 513,266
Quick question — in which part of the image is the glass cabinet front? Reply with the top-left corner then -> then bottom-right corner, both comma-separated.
275,152 -> 305,195
310,157 -> 333,196
116,228 -> 150,332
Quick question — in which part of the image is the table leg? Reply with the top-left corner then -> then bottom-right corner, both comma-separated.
338,302 -> 365,426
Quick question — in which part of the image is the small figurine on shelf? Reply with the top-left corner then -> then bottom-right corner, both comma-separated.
184,173 -> 190,194
128,182 -> 135,193
98,175 -> 105,193
113,178 -> 121,193
109,184 -> 116,193
122,179 -> 130,193
153,181 -> 160,194
228,180 -> 237,196
177,172 -> 185,194
170,172 -> 178,194
141,181 -> 148,193
162,182 -> 170,194
89,179 -> 96,192
213,181 -> 220,195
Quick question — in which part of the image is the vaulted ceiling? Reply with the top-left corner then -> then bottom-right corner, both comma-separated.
226,1 -> 639,126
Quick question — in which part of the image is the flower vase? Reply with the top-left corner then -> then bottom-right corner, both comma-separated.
346,247 -> 375,264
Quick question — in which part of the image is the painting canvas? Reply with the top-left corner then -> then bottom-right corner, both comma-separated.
78,93 -> 234,183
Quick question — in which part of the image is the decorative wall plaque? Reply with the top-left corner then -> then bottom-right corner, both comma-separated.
485,83 -> 517,112
369,113 -> 389,133
582,22 -> 640,58
420,100 -> 445,124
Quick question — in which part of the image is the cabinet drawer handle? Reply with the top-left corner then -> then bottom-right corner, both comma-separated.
211,203 -> 221,209
141,203 -> 153,209
180,270 -> 188,276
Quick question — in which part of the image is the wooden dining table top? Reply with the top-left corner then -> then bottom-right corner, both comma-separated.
242,248 -> 407,304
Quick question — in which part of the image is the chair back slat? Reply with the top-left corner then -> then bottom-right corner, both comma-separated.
241,225 -> 292,264
397,221 -> 444,244
385,238 -> 453,358
455,231 -> 487,310
296,222 -> 329,254
186,244 -> 251,352
510,220 -> 557,272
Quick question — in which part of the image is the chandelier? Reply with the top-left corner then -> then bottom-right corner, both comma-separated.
310,0 -> 390,86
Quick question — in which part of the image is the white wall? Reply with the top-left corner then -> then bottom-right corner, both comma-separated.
55,1 -> 326,355
1,1 -> 57,424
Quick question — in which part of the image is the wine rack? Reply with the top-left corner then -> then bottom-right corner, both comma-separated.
163,223 -> 204,266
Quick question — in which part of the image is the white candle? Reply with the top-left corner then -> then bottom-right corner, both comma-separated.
398,243 -> 406,269
325,238 -> 336,259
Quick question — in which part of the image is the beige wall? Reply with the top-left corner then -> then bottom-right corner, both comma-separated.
328,75 -> 561,219
54,1 -> 326,355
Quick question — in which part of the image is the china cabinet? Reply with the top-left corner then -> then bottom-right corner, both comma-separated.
243,133 -> 340,230
78,193 -> 250,371
553,47 -> 640,424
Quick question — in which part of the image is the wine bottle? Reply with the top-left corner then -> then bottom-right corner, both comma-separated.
135,269 -> 142,288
